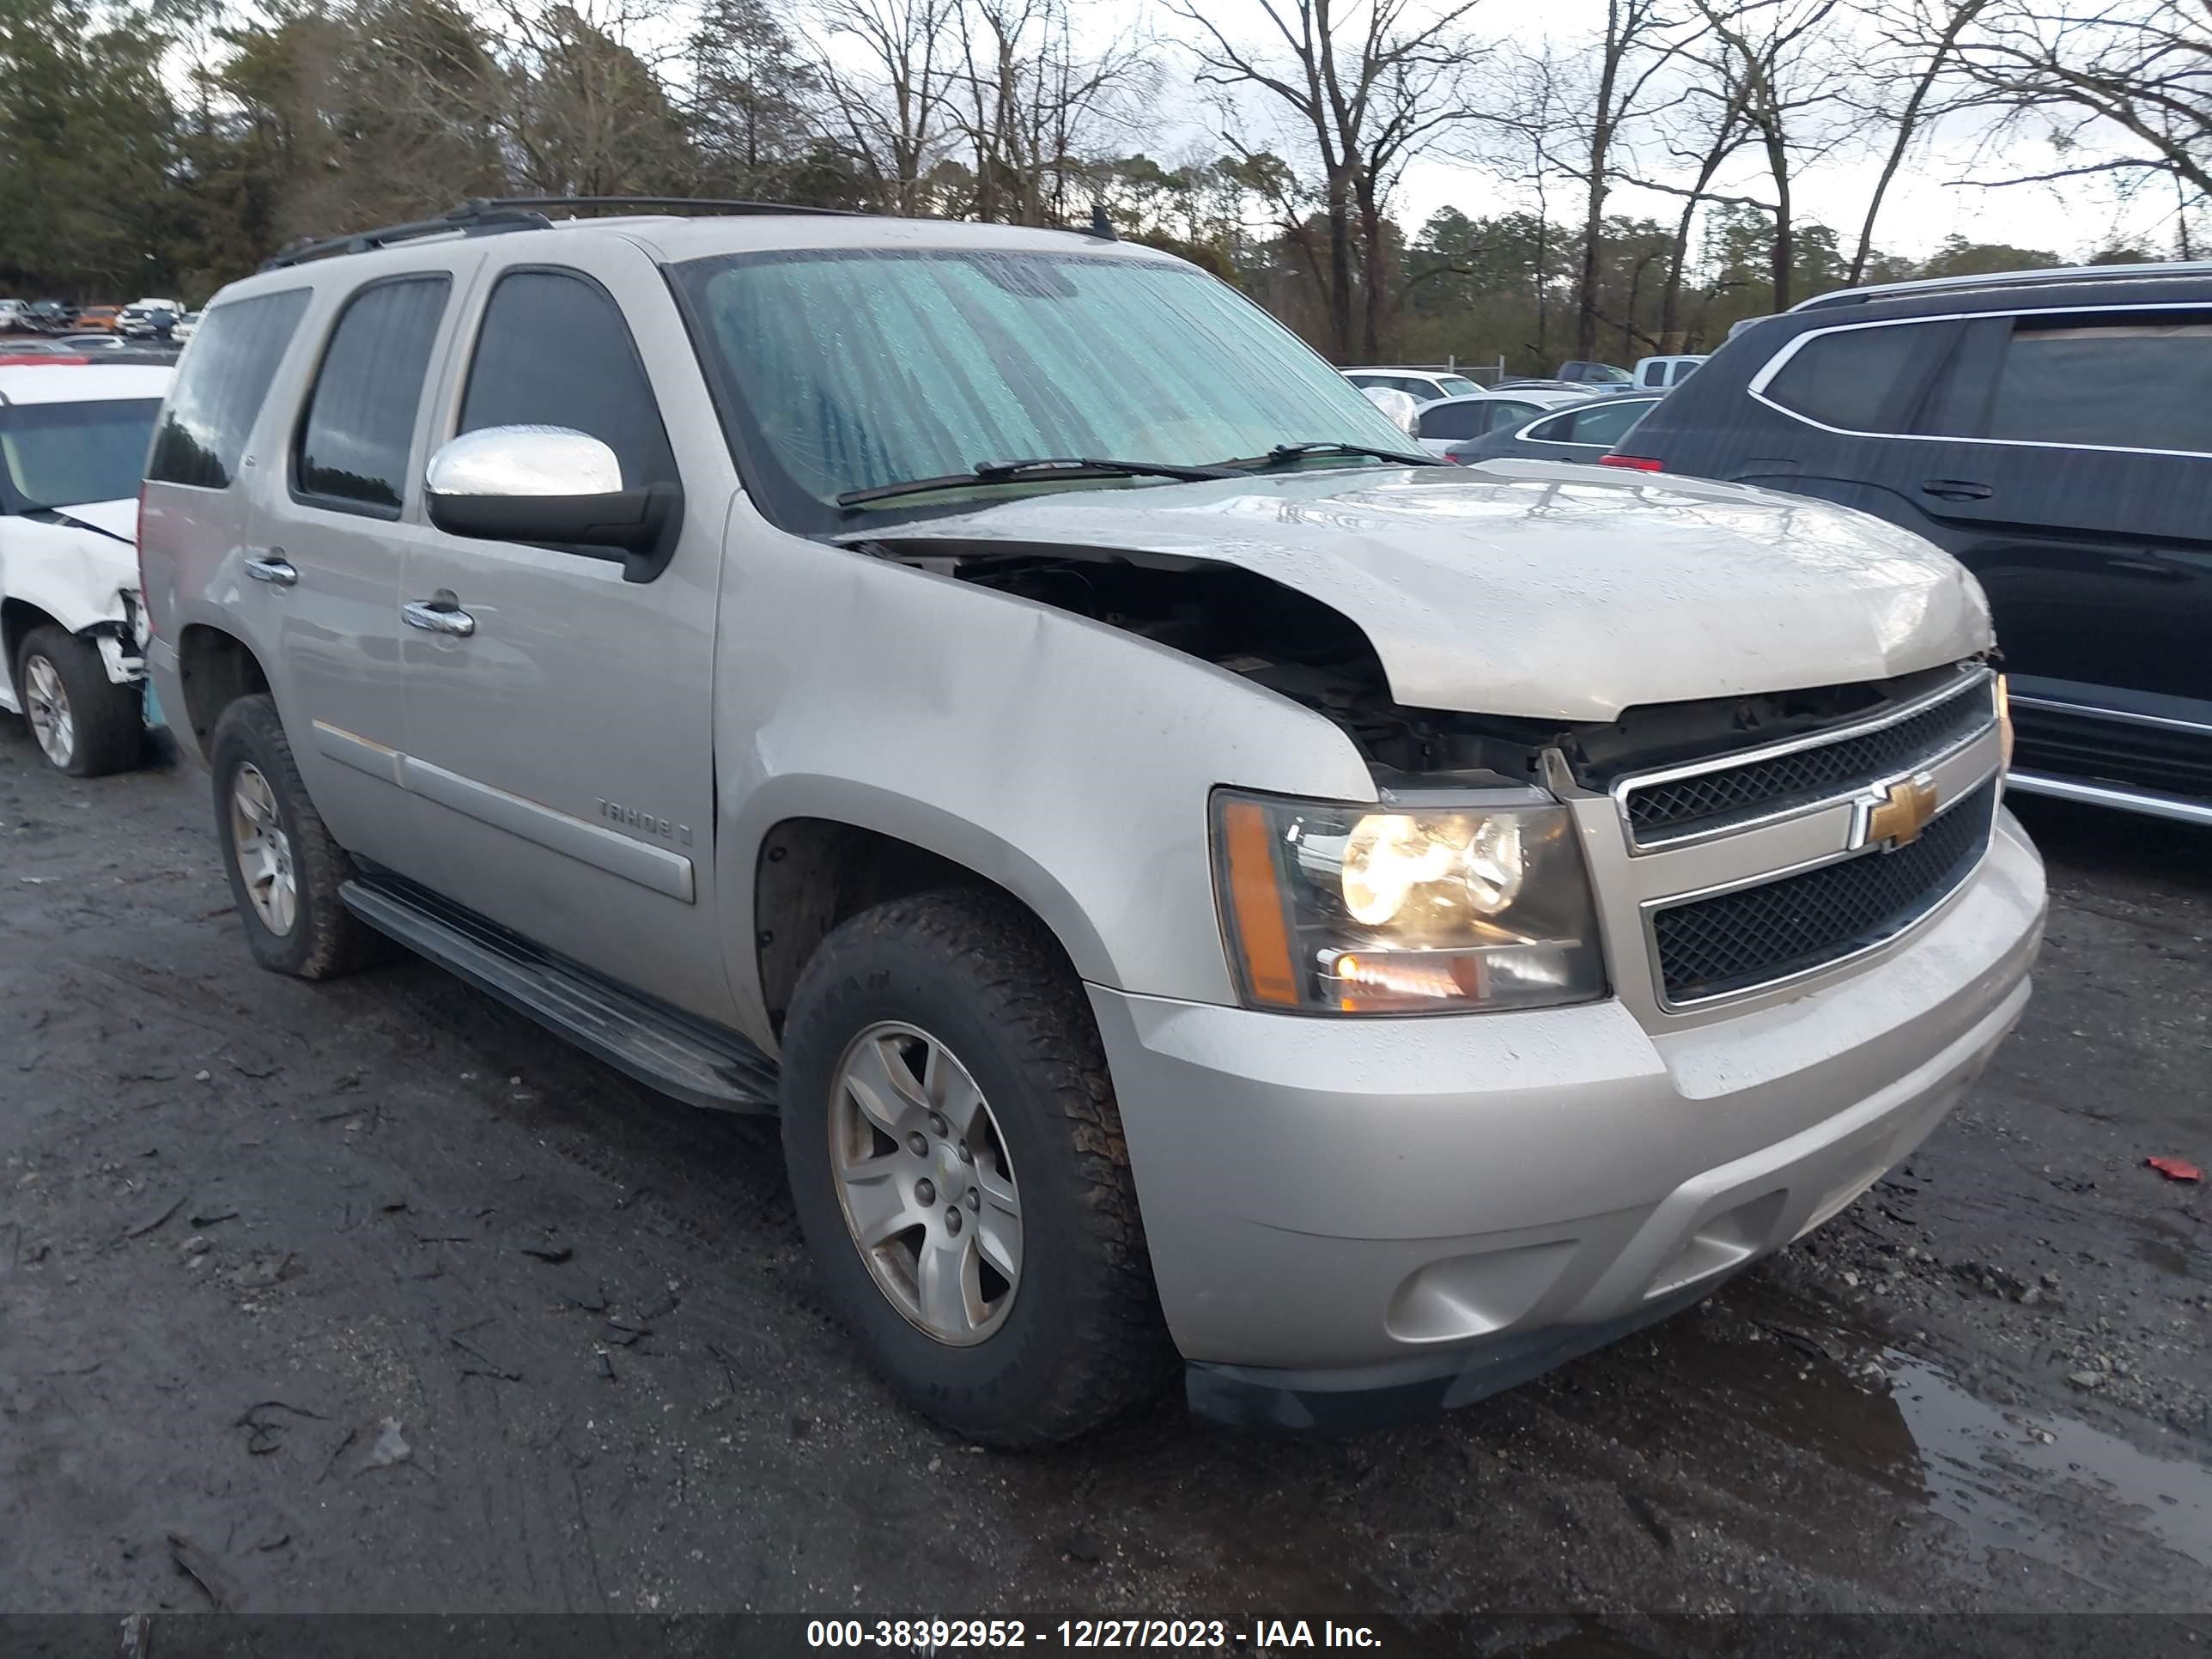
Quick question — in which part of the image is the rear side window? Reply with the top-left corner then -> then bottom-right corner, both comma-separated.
1569,400 -> 1654,446
1760,323 -> 1928,433
1988,319 -> 2212,455
459,270 -> 675,487
295,276 -> 450,516
1527,411 -> 1577,442
147,289 -> 311,488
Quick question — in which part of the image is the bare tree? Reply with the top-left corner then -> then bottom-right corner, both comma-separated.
1845,0 -> 1992,282
811,0 -> 961,214
1690,0 -> 1850,307
1168,0 -> 1487,360
1939,0 -> 2210,210
951,0 -> 1154,224
1650,70 -> 1757,341
1497,0 -> 1695,361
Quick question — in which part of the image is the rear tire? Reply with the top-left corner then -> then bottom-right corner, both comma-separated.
13,625 -> 141,777
780,888 -> 1175,1447
210,694 -> 385,979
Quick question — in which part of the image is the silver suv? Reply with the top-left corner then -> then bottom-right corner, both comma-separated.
141,199 -> 2046,1444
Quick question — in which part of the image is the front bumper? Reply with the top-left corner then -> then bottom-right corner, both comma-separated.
1089,811 -> 2044,1425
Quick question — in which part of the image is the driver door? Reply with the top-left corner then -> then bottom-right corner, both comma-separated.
397,245 -> 738,1022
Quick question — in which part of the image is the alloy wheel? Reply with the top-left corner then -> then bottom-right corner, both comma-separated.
229,763 -> 298,936
828,1021 -> 1022,1346
23,654 -> 73,768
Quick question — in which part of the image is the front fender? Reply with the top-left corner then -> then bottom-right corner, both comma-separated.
712,522 -> 1380,1043
1,521 -> 138,659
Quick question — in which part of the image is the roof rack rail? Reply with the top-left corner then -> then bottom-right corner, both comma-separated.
259,204 -> 553,271
258,194 -> 862,272
1792,258 -> 2212,312
462,195 -> 858,219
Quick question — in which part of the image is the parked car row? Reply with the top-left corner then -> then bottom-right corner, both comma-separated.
0,295 -> 193,337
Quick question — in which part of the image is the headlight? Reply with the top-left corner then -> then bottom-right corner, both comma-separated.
1212,789 -> 1607,1015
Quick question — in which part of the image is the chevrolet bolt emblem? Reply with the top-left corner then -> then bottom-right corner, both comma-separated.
1859,772 -> 1939,850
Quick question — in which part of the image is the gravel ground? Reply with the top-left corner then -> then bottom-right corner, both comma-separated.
1,717 -> 2206,1640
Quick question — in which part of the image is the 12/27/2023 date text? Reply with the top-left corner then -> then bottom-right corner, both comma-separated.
805,1620 -> 1384,1649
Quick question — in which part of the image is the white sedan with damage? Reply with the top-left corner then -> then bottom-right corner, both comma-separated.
0,363 -> 172,775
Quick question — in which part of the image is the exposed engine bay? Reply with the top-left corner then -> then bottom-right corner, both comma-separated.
860,538 -> 1988,793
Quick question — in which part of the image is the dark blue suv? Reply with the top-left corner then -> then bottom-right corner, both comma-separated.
1608,263 -> 2212,828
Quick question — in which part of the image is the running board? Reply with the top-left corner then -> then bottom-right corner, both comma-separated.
340,877 -> 781,1113
2005,770 -> 2212,828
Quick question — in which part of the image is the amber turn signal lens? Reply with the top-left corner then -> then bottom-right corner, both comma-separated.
1218,799 -> 1300,1007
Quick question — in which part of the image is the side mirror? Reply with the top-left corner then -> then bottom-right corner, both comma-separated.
423,425 -> 682,583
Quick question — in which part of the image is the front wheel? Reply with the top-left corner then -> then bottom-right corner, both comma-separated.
779,888 -> 1175,1447
13,625 -> 141,777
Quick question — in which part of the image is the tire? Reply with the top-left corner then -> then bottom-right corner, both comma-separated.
13,624 -> 142,777
209,694 -> 385,979
780,888 -> 1176,1447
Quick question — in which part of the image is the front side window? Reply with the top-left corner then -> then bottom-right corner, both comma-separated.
1988,318 -> 2212,455
295,276 -> 450,515
675,248 -> 1418,531
0,398 -> 162,511
147,288 -> 311,488
459,270 -> 676,487
1760,323 -> 1929,433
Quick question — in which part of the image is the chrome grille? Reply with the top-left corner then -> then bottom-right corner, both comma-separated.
1650,781 -> 1999,1005
1620,674 -> 1996,848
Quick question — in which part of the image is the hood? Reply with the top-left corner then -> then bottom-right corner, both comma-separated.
44,497 -> 138,544
854,461 -> 1992,722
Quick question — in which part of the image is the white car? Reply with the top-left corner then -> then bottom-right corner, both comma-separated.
0,300 -> 29,333
1342,367 -> 1488,404
0,363 -> 173,774
1410,386 -> 1587,456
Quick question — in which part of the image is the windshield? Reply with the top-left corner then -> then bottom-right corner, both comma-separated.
676,247 -> 1418,528
1437,376 -> 1482,398
0,398 -> 161,510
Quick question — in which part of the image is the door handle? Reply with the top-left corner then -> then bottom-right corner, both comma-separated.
1920,478 -> 1994,501
245,554 -> 298,586
402,597 -> 476,638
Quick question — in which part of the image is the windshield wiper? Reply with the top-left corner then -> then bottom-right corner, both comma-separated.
837,455 -> 1238,508
1221,440 -> 1442,470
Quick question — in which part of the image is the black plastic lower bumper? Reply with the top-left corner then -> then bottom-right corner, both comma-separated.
1182,1272 -> 1735,1432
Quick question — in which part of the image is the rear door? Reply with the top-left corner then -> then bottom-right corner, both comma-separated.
398,245 -> 736,1020
1899,309 -> 2212,717
258,266 -> 469,870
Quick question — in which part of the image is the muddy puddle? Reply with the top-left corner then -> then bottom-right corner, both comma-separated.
1885,1355 -> 2212,1588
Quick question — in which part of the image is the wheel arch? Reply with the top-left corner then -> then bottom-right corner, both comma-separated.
174,623 -> 271,754
737,779 -> 1115,1047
